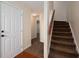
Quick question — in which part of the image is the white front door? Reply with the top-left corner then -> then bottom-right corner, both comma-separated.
1,3 -> 23,58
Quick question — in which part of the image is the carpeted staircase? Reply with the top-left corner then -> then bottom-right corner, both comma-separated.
49,21 -> 79,58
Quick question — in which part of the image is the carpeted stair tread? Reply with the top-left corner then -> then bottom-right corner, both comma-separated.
49,50 -> 78,58
52,35 -> 74,42
49,50 -> 69,58
51,39 -> 75,46
50,44 -> 77,54
51,42 -> 76,49
52,35 -> 73,39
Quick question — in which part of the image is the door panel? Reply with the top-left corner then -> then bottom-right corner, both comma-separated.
1,3 -> 12,58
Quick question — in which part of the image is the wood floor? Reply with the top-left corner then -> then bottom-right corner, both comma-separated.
15,52 -> 39,58
15,33 -> 43,58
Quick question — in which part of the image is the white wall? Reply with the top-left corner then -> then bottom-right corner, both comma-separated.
67,1 -> 79,53
54,1 -> 68,21
31,15 -> 40,39
44,1 -> 54,58
23,8 -> 31,50
44,2 -> 48,58
48,1 -> 54,56
3,2 -> 32,50
40,12 -> 44,42
31,16 -> 37,39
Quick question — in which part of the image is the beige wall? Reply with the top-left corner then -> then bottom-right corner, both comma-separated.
54,1 -> 68,21
67,2 -> 79,53
31,16 -> 37,39
40,12 -> 44,42
23,8 -> 31,50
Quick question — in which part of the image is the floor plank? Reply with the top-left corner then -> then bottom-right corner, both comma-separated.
15,52 -> 39,58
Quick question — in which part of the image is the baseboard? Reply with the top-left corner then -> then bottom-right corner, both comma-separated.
40,38 -> 44,43
31,36 -> 37,40
23,43 -> 31,51
14,49 -> 23,58
32,37 -> 37,40
69,21 -> 79,54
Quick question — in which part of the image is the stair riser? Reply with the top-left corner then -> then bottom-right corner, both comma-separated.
52,38 -> 73,42
54,23 -> 68,25
54,21 -> 68,24
52,36 -> 73,41
53,29 -> 71,32
53,33 -> 72,36
54,25 -> 69,28
49,49 -> 78,58
51,43 -> 76,49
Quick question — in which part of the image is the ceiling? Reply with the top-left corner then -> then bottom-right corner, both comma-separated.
21,1 -> 44,14
6,1 -> 44,15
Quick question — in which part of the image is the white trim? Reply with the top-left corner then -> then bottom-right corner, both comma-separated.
20,10 -> 23,52
69,21 -> 79,54
23,43 -> 31,50
44,1 -> 48,58
40,39 -> 44,43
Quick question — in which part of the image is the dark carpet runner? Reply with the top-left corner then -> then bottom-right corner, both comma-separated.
49,21 -> 79,58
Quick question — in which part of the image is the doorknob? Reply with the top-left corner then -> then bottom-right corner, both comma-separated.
1,35 -> 5,37
1,30 -> 4,33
